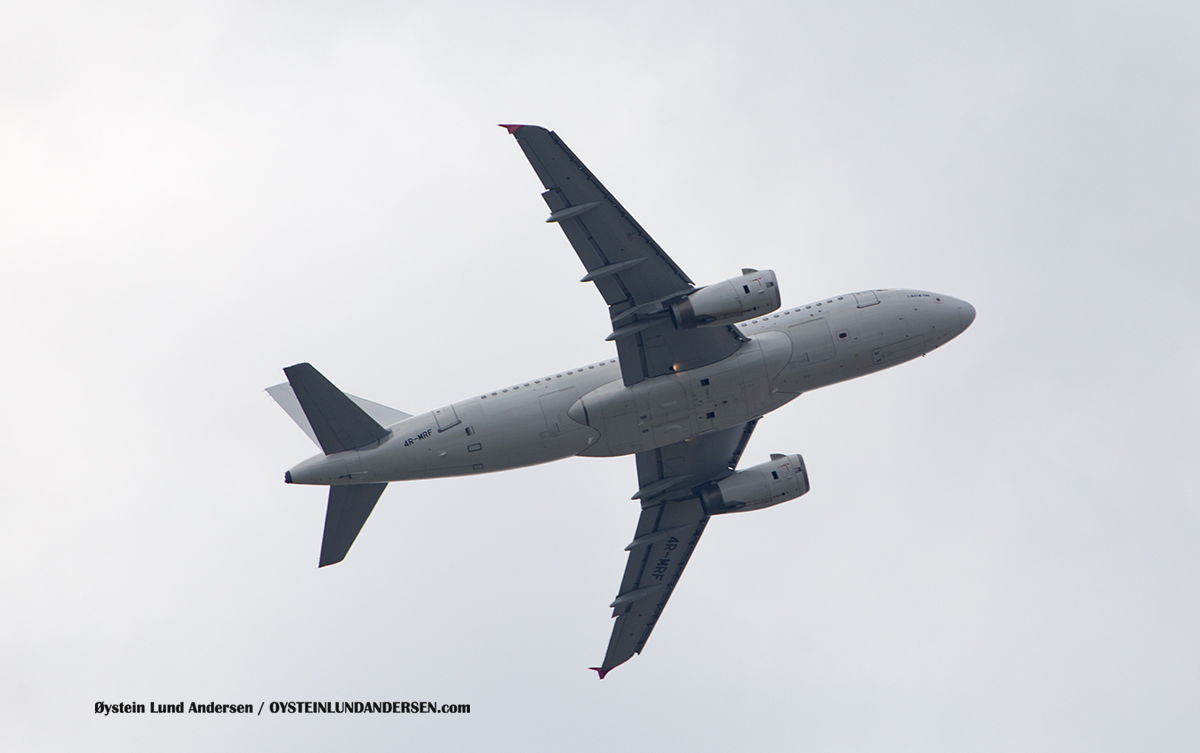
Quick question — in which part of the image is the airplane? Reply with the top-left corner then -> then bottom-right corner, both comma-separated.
267,124 -> 976,678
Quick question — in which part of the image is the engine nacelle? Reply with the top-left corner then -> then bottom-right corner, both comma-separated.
670,269 -> 781,329
698,453 -> 809,515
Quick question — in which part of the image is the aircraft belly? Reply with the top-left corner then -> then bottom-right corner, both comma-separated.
762,294 -> 955,394
325,295 -> 951,477
873,335 -> 927,366
360,376 -> 608,481
580,380 -> 641,455
643,376 -> 693,448
579,339 -> 779,457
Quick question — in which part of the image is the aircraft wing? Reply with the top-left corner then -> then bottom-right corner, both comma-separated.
504,125 -> 744,386
594,420 -> 758,677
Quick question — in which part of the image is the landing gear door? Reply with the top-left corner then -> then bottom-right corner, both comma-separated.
434,404 -> 461,432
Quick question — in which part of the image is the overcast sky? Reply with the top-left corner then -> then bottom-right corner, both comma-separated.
2,1 -> 1198,750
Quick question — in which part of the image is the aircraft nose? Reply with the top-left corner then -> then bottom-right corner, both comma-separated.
958,300 -> 976,331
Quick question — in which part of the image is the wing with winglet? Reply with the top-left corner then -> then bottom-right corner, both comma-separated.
592,420 -> 758,678
503,125 -> 745,387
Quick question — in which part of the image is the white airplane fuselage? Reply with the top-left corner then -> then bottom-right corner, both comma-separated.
286,288 -> 975,486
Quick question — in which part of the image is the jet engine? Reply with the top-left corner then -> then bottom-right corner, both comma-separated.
698,453 -> 809,515
670,269 -> 781,329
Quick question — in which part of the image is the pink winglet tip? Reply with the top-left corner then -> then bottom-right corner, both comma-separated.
589,667 -> 610,680
498,124 -> 527,134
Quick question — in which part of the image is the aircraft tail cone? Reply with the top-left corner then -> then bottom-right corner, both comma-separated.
589,667 -> 610,680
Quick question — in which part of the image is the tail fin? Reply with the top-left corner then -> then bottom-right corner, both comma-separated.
320,482 -> 388,567
270,363 -> 407,455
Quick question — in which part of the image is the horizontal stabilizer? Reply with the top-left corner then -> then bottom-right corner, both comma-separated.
282,363 -> 391,455
267,383 -> 411,448
319,482 -> 388,567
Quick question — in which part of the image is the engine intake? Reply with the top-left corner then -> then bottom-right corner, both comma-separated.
699,453 -> 809,515
670,269 -> 781,329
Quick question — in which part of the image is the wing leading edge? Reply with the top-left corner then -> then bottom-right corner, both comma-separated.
504,125 -> 744,386
594,420 -> 759,677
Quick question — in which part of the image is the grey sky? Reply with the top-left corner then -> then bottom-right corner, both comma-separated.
2,1 -> 1197,750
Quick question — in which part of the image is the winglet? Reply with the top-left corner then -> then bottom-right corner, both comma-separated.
589,667 -> 610,680
498,124 -> 527,134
